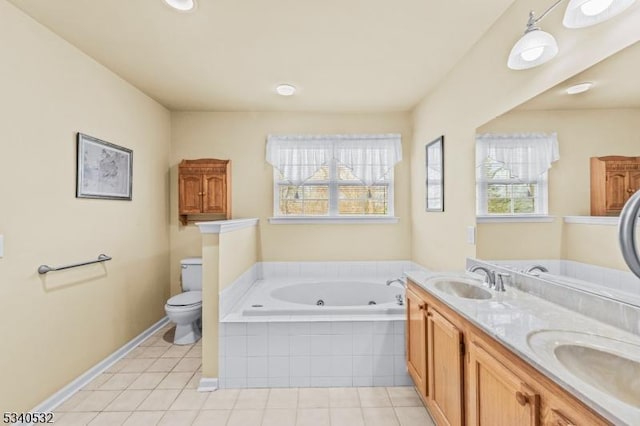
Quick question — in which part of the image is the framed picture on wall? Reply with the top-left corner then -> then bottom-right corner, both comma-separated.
425,135 -> 444,212
76,133 -> 133,200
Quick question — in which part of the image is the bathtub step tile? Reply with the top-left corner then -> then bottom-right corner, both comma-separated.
290,335 -> 310,356
248,334 -> 268,357
247,322 -> 268,335
248,356 -> 268,378
331,335 -> 353,356
373,376 -> 395,387
268,335 -> 290,357
352,356 -> 373,378
290,376 -> 311,387
227,335 -> 249,357
268,377 -> 291,388
308,322 -> 333,335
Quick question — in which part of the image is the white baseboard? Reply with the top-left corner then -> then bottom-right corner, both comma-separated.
198,377 -> 219,392
29,316 -> 170,415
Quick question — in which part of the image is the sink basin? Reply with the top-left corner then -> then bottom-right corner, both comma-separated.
528,330 -> 640,409
430,278 -> 492,300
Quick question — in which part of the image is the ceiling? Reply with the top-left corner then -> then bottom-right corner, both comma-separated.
518,41 -> 640,111
8,0 -> 515,112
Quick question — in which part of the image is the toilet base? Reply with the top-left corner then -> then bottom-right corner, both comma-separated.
173,321 -> 202,345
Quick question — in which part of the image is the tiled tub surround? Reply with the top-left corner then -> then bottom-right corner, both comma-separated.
217,261 -> 422,389
407,267 -> 640,425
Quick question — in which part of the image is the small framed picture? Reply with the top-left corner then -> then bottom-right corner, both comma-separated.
76,133 -> 133,200
426,135 -> 444,212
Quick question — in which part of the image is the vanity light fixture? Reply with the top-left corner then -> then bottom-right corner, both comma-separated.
508,0 -> 636,70
163,0 -> 196,12
276,84 -> 296,96
566,82 -> 594,94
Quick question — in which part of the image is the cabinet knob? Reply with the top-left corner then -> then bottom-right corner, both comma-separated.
515,391 -> 529,406
418,303 -> 425,310
628,188 -> 635,194
550,409 -> 576,426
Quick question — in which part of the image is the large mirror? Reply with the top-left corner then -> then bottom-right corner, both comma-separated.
474,41 -> 640,306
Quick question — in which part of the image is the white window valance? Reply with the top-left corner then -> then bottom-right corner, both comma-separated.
475,132 -> 559,181
266,134 -> 402,186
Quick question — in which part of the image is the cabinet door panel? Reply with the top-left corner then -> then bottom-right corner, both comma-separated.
203,173 -> 227,213
468,343 -> 539,426
179,174 -> 203,214
406,288 -> 427,398
628,171 -> 640,198
606,171 -> 628,212
428,308 -> 463,426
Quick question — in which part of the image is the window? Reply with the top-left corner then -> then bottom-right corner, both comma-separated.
267,134 -> 401,221
476,133 -> 559,217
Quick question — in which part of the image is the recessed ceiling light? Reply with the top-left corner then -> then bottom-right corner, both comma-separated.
164,0 -> 196,12
566,82 -> 594,95
276,84 -> 296,96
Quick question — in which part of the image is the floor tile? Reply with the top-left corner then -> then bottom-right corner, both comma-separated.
330,407 -> 365,426
83,374 -> 113,390
184,346 -> 202,358
266,388 -> 298,409
87,411 -> 131,426
120,358 -> 156,373
162,345 -> 192,358
105,359 -> 132,374
329,387 -> 360,407
99,373 -> 140,390
122,411 -> 165,426
298,388 -> 329,408
137,389 -> 181,411
357,387 -> 392,407
202,388 -> 239,409
139,336 -> 161,347
172,357 -> 201,372
54,412 -> 99,426
139,346 -> 170,358
157,410 -> 198,426
386,387 -> 423,407
263,408 -> 296,426
72,390 -> 121,412
394,406 -> 435,426
362,407 -> 400,426
104,389 -> 151,411
128,372 -> 167,390
146,358 -> 180,373
56,390 -> 92,412
296,408 -> 330,426
124,347 -> 147,359
156,372 -> 193,389
227,409 -> 264,426
192,410 -> 231,426
235,388 -> 270,409
185,372 -> 201,389
169,389 -> 209,410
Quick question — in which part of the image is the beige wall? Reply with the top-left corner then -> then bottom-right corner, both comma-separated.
0,1 -> 171,412
169,112 -> 413,295
476,108 -> 640,260
410,0 -> 640,270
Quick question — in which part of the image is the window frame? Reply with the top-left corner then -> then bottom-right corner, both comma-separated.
272,158 -> 396,220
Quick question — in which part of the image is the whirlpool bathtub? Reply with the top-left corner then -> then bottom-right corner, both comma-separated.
240,279 -> 405,316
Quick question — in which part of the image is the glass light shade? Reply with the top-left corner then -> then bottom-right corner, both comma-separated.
164,0 -> 195,11
276,84 -> 296,96
563,0 -> 636,28
507,29 -> 559,70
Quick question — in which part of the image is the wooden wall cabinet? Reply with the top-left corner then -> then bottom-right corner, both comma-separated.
590,156 -> 640,216
179,159 -> 231,225
406,280 -> 609,426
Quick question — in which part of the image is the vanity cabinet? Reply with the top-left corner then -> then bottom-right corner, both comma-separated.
178,159 -> 231,225
590,156 -> 640,216
406,280 -> 610,426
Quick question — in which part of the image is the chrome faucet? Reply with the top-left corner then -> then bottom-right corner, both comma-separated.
468,265 -> 495,288
494,272 -> 511,292
523,264 -> 549,275
386,276 -> 407,288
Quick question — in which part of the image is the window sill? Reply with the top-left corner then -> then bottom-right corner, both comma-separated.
269,216 -> 399,225
476,215 -> 555,224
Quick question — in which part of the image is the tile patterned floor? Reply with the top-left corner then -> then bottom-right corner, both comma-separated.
52,324 -> 435,425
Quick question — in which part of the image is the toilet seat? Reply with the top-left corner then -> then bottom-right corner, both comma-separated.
167,291 -> 202,307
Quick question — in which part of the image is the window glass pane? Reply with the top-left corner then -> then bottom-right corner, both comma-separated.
338,185 -> 388,215
277,185 -> 329,216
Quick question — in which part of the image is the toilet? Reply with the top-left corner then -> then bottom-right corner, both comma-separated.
165,257 -> 203,345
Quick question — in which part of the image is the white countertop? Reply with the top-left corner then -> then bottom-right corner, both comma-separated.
405,269 -> 640,426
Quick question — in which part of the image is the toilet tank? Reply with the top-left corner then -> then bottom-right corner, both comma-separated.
181,257 -> 202,291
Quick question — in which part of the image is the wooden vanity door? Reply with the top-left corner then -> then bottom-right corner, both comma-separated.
406,288 -> 427,398
427,308 -> 463,426
606,171 -> 628,213
179,173 -> 203,214
468,342 -> 540,426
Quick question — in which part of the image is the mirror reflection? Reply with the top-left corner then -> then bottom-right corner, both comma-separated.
474,41 -> 640,306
